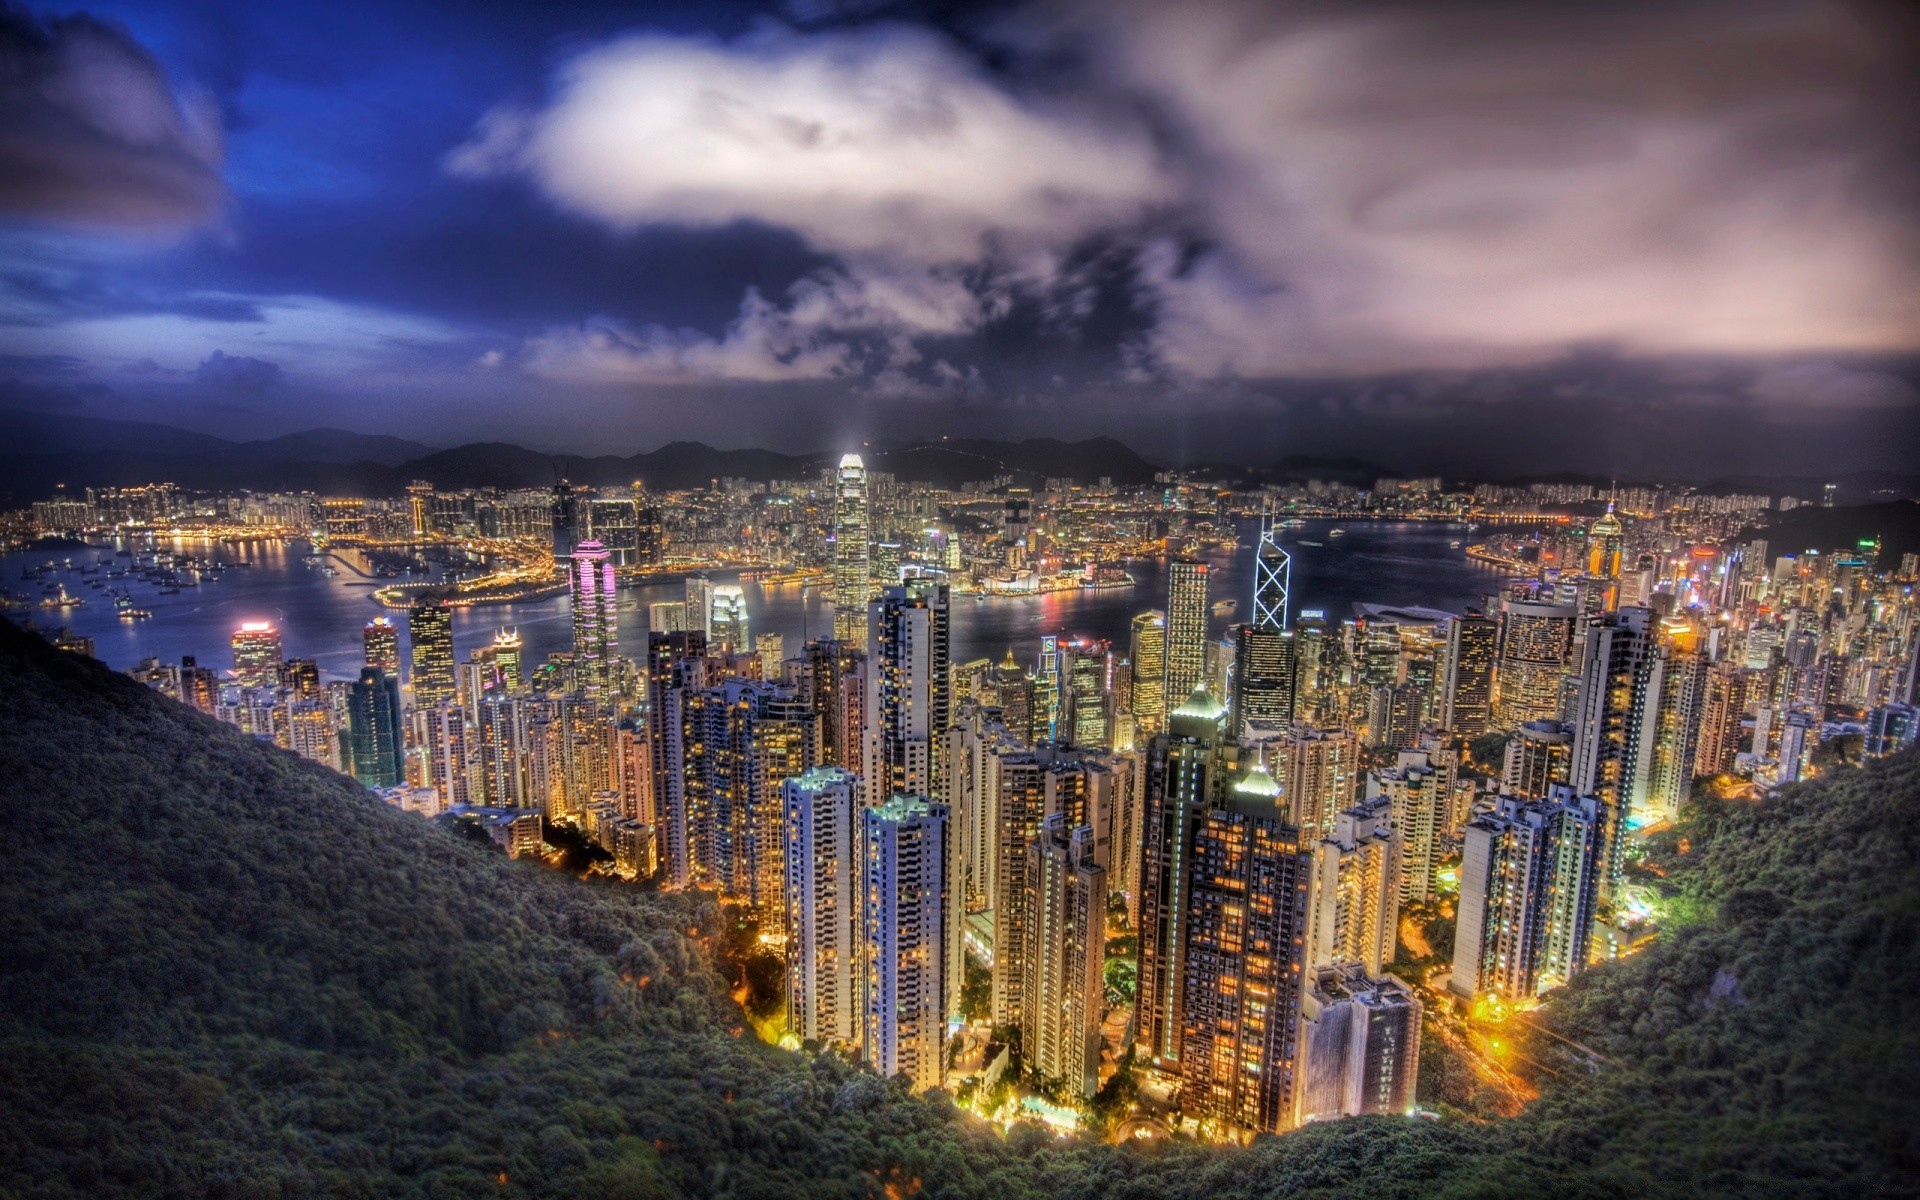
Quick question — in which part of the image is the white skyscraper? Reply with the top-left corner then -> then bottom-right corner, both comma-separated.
833,453 -> 871,645
710,584 -> 749,654
685,574 -> 714,637
784,767 -> 861,1047
569,540 -> 617,697
861,795 -> 952,1092
1252,507 -> 1292,632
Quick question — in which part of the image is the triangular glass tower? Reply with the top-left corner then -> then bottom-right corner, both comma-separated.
1252,506 -> 1291,631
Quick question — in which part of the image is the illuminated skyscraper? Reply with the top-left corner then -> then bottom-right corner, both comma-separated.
1129,611 -> 1166,734
1164,559 -> 1211,706
490,628 -> 523,696
407,601 -> 455,707
347,667 -> 406,788
569,541 -> 618,697
230,621 -> 283,690
1021,813 -> 1106,1099
1495,598 -> 1577,727
783,766 -> 861,1048
710,584 -> 749,654
1308,796 -> 1401,976
1063,637 -> 1112,749
861,795 -> 952,1092
1693,661 -> 1748,777
1274,726 -> 1360,841
833,454 -> 871,645
1232,624 -> 1298,737
1452,787 -> 1606,1001
1567,607 -> 1655,899
864,581 -> 951,805
551,476 -> 577,561
1503,720 -> 1572,799
363,616 -> 399,674
685,574 -> 713,637
406,480 -> 433,538
1298,965 -> 1422,1123
1438,613 -> 1497,737
1252,508 -> 1291,631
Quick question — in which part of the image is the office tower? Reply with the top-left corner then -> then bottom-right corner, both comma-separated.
1367,750 -> 1447,903
230,621 -> 283,689
861,795 -> 952,1092
1567,607 -> 1655,899
1177,760 -> 1312,1135
490,628 -> 523,696
648,601 -> 688,634
1587,503 -> 1625,603
1439,613 -> 1497,737
425,701 -> 472,808
1232,624 -> 1298,737
474,691 -> 526,807
1298,965 -> 1422,1122
570,541 -> 618,697
797,638 -> 866,773
864,581 -> 951,805
1309,796 -> 1401,976
1021,813 -> 1107,1099
832,454 -> 871,645
1451,787 -> 1607,1001
992,648 -> 1038,744
1274,726 -> 1359,841
1164,559 -> 1211,708
277,657 -> 321,700
408,600 -> 456,708
710,584 -> 749,654
1130,611 -> 1167,735
1136,684 -> 1231,1068
634,499 -> 665,567
783,767 -> 861,1047
754,633 -> 784,677
1252,508 -> 1292,631
347,667 -> 406,788
362,616 -> 399,674
1035,635 -> 1063,742
1777,710 -> 1816,784
1866,703 -> 1918,758
551,476 -> 577,560
1063,638 -> 1113,749
645,630 -> 710,886
1495,598 -> 1577,727
1694,661 -> 1747,777
685,574 -> 713,638
1635,641 -> 1706,825
1503,720 -> 1572,800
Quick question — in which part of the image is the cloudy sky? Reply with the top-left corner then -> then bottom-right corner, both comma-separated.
1,0 -> 1915,477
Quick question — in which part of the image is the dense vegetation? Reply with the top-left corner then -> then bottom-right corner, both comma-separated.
1,616 -> 1915,1198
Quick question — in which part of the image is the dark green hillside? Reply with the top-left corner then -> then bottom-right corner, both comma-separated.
0,615 -> 1916,1198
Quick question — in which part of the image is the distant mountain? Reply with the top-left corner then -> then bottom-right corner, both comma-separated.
241,428 -> 436,466
1739,499 -> 1920,568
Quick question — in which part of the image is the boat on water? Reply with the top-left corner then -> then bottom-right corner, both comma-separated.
1298,540 -> 1324,547
1449,539 -> 1462,548
158,586 -> 181,595
1327,528 -> 1347,538
119,607 -> 153,621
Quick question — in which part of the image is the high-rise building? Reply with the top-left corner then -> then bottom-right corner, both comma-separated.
1136,684 -> 1231,1069
1634,640 -> 1706,825
684,574 -> 714,638
363,616 -> 399,674
1062,637 -> 1113,749
1693,661 -> 1748,778
1367,749 -> 1448,903
783,767 -> 861,1047
1177,758 -> 1312,1135
797,638 -> 866,773
1495,598 -> 1577,727
648,601 -> 688,635
406,480 -> 433,538
1252,509 -> 1291,631
753,633 -> 785,678
1451,787 -> 1607,1001
1232,624 -> 1298,737
1298,965 -> 1422,1122
1866,703 -> 1919,758
861,795 -> 952,1092
1439,613 -> 1497,738
569,541 -> 618,697
710,584 -> 749,654
408,601 -> 456,708
832,454 -> 871,645
551,477 -> 577,561
230,621 -> 283,690
1308,796 -> 1401,976
1164,559 -> 1211,709
1777,709 -> 1817,784
864,581 -> 951,805
1503,720 -> 1572,800
347,667 -> 406,788
424,701 -> 472,808
1129,612 -> 1167,734
1274,726 -> 1359,841
1567,607 -> 1655,898
1021,813 -> 1106,1099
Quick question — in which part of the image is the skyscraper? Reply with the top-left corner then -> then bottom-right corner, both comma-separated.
784,767 -> 861,1047
1021,813 -> 1106,1099
347,667 -> 406,788
551,476 -> 577,560
1252,509 -> 1292,631
1274,726 -> 1360,841
569,541 -> 618,697
1129,611 -> 1167,734
1693,661 -> 1748,778
864,581 -> 951,805
1298,965 -> 1422,1122
408,601 -> 455,707
1495,598 -> 1577,727
833,454 -> 871,645
1452,787 -> 1606,1001
230,621 -> 283,690
861,795 -> 952,1092
1567,607 -> 1655,898
1503,720 -> 1572,799
710,584 -> 749,654
1231,624 -> 1298,737
1308,796 -> 1401,976
1164,559 -> 1211,706
1438,613 -> 1497,737
362,616 -> 399,674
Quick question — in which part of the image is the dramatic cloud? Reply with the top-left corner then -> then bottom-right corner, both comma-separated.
450,22 -> 1167,262
194,349 -> 280,392
0,7 -> 224,230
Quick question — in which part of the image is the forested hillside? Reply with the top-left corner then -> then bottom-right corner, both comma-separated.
0,616 -> 1914,1198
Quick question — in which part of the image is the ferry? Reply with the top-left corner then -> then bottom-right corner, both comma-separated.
1449,539 -> 1463,549
1327,528 -> 1347,539
119,607 -> 153,621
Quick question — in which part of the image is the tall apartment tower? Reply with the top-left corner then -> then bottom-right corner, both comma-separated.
1693,661 -> 1748,777
1164,559 -> 1211,710
860,795 -> 953,1092
1308,795 -> 1402,976
1495,598 -> 1577,727
1366,749 -> 1448,904
1177,760 -> 1313,1135
408,600 -> 456,708
864,581 -> 951,806
569,541 -> 618,698
783,767 -> 861,1048
1567,606 -> 1655,900
1298,965 -> 1422,1123
1452,787 -> 1607,1001
1274,726 -> 1360,841
1503,720 -> 1572,800
1021,813 -> 1106,1099
1439,612 -> 1497,737
832,454 -> 871,646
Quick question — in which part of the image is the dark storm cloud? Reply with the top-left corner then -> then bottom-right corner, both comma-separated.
0,5 -> 224,230
194,349 -> 279,392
